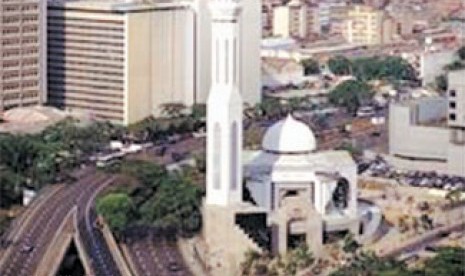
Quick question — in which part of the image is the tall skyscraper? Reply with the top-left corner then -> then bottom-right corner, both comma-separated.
0,0 -> 46,112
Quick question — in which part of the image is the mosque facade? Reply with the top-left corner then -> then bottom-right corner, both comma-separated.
202,0 -> 360,274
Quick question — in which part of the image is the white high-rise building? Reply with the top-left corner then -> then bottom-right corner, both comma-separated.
46,0 -> 260,125
205,0 -> 243,207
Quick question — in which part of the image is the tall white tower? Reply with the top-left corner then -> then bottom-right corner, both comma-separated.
206,0 -> 243,206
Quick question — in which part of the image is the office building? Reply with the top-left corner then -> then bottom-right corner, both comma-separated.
0,0 -> 46,112
47,0 -> 260,125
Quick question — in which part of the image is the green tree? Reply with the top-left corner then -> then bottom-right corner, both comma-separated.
241,250 -> 262,276
96,193 -> 134,232
289,243 -> 315,270
422,247 -> 465,276
331,252 -> 412,276
190,103 -> 207,121
342,233 -> 360,254
435,74 -> 448,92
458,46 -> 465,60
138,175 -> 203,235
160,102 -> 187,118
0,168 -> 24,208
328,80 -> 373,114
445,60 -> 465,71
351,56 -> 416,82
301,58 -> 321,75
258,98 -> 284,119
328,56 -> 353,75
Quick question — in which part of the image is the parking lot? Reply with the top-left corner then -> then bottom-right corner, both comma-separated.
358,156 -> 465,192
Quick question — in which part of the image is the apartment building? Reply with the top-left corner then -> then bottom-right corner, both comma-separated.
342,5 -> 395,45
0,0 -> 46,112
47,0 -> 260,125
272,0 -> 319,39
318,0 -> 347,30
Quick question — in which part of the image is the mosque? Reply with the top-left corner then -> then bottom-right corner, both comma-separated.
201,0 -> 361,274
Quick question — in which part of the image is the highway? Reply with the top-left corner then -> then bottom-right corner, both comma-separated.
0,169 -> 120,276
124,228 -> 191,276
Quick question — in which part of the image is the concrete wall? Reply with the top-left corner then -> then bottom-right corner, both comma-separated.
149,8 -> 195,115
448,143 -> 465,176
389,101 -> 449,160
125,8 -> 196,124
414,97 -> 447,123
420,50 -> 456,86
125,12 -> 152,125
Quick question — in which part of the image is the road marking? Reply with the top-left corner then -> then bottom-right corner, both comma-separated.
0,185 -> 65,271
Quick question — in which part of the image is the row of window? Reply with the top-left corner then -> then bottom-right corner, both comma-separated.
48,65 -> 124,77
2,48 -> 38,57
48,45 -> 124,55
3,80 -> 37,91
2,69 -> 37,80
47,87 -> 124,99
2,58 -> 38,68
48,58 -> 124,70
3,25 -> 38,34
2,37 -> 38,45
48,23 -> 123,33
48,16 -> 124,26
2,91 -> 38,100
2,3 -> 38,12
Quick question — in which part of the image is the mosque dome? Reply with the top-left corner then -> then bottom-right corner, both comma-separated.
262,114 -> 317,154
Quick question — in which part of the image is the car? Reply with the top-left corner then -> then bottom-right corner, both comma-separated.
167,261 -> 182,272
20,244 -> 34,253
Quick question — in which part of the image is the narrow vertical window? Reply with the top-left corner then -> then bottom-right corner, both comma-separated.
216,39 -> 220,83
230,122 -> 238,190
214,123 -> 221,189
225,40 -> 229,84
233,37 -> 237,84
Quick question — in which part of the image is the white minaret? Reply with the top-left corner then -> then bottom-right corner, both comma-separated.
206,0 -> 243,206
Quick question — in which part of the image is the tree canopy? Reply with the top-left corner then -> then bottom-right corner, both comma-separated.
98,160 -> 204,236
0,119 -> 118,209
328,80 -> 374,114
327,56 -> 417,83
301,58 -> 321,75
458,46 -> 465,60
96,193 -> 135,232
328,56 -> 353,76
331,247 -> 465,276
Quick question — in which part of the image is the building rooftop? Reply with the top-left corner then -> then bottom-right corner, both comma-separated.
47,0 -> 191,12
